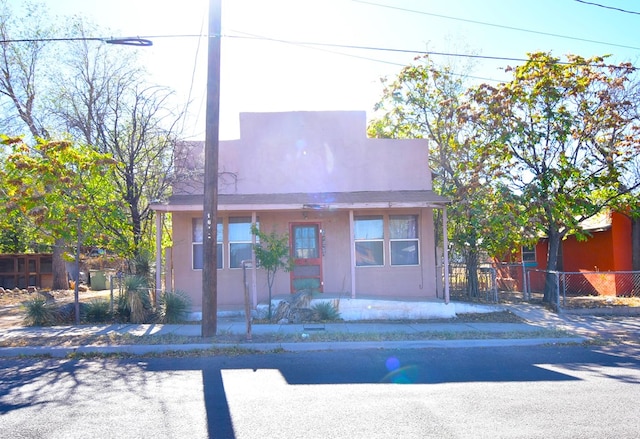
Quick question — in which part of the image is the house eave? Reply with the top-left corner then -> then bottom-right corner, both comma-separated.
150,191 -> 451,213
151,201 -> 449,212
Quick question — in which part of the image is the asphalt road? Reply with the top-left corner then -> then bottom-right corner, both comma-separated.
1,344 -> 639,438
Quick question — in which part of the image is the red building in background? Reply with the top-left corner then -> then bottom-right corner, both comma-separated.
498,211 -> 633,297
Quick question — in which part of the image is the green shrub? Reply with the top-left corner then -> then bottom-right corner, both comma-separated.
312,301 -> 341,321
131,250 -> 154,285
57,303 -> 88,324
124,274 -> 150,291
128,289 -> 152,323
113,276 -> 153,323
158,290 -> 191,323
123,275 -> 153,323
114,291 -> 131,322
84,299 -> 111,323
22,296 -> 59,326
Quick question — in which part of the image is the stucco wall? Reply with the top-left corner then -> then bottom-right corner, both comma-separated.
527,212 -> 633,296
165,111 -> 440,309
173,111 -> 431,196
353,208 -> 437,298
170,207 -> 438,310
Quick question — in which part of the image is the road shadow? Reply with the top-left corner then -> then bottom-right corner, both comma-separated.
1,344 -> 638,438
141,344 -> 640,437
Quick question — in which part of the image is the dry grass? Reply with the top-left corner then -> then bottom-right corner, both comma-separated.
563,295 -> 640,309
0,289 -> 113,329
0,325 -> 571,349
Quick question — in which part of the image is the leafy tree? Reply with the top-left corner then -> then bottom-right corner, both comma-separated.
472,52 -> 640,304
50,18 -> 184,273
251,225 -> 291,319
368,55 -> 519,297
0,0 -> 70,287
0,135 -> 119,321
0,3 -> 183,280
0,210 -> 41,253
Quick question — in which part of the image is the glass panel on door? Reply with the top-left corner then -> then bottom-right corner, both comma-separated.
290,223 -> 323,294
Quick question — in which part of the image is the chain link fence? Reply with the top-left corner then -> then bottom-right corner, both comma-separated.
447,264 -> 499,302
526,269 -> 640,308
449,264 -> 640,307
450,263 -> 640,307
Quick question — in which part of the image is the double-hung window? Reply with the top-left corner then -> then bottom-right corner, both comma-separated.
389,215 -> 419,266
522,246 -> 536,263
354,216 -> 384,266
229,217 -> 255,268
192,218 -> 223,269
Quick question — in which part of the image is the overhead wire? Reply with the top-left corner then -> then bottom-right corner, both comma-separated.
227,29 -> 503,83
180,10 -> 207,135
574,0 -> 640,16
222,33 -> 638,72
352,0 -> 640,52
0,36 -> 152,45
1,32 -> 635,72
2,17 -> 638,86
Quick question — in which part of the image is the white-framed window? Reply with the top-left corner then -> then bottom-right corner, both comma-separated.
192,218 -> 223,270
354,215 -> 384,266
229,217 -> 254,269
389,215 -> 419,266
522,245 -> 536,262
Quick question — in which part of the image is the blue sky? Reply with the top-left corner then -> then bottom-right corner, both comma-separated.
27,0 -> 640,139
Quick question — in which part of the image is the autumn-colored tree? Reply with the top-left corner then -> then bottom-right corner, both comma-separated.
50,19 -> 183,269
0,2 -> 183,281
0,136 -> 120,321
368,56 -> 519,297
472,52 -> 640,304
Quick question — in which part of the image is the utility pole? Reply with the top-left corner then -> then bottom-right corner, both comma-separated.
202,0 -> 221,337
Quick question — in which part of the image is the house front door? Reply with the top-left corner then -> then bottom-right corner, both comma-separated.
290,223 -> 323,293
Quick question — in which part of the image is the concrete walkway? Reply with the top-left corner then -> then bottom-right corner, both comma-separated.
1,302 -> 638,357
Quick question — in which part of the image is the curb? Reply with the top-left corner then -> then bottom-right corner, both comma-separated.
0,337 -> 587,358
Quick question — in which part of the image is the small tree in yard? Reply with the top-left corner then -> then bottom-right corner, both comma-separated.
251,225 -> 291,319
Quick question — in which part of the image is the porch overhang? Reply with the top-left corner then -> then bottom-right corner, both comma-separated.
150,190 -> 450,212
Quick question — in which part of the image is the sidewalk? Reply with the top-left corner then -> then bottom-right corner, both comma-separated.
1,302 -> 637,357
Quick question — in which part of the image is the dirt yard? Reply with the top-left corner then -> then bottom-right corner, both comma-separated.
562,295 -> 640,308
0,289 -> 113,329
1,289 -> 639,330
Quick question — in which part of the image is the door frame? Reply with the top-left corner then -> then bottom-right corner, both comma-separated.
289,222 -> 323,294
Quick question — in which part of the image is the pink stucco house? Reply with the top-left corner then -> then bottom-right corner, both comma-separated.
151,111 -> 450,313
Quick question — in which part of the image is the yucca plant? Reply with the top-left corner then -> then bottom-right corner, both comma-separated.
131,250 -> 154,285
158,290 -> 191,323
114,291 -> 131,322
311,301 -> 341,321
125,275 -> 153,323
113,276 -> 153,323
84,299 -> 111,323
22,296 -> 59,326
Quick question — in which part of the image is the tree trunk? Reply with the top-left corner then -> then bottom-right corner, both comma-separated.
465,249 -> 480,298
543,227 -> 562,305
52,238 -> 69,290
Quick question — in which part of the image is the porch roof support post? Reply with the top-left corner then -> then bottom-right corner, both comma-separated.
442,205 -> 450,304
155,212 -> 163,305
349,209 -> 356,299
251,211 -> 258,308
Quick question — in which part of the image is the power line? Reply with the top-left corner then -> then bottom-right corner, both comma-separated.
0,36 -> 152,46
223,33 -> 637,71
2,32 -> 635,73
228,29 -> 504,83
181,15 -> 207,134
574,0 -> 640,16
353,0 -> 640,52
